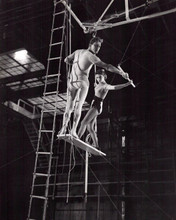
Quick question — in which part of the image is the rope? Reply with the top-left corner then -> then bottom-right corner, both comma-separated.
66,141 -> 76,203
61,140 -> 67,174
0,150 -> 35,170
119,6 -> 147,65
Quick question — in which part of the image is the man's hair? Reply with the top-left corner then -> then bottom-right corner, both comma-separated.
89,37 -> 103,46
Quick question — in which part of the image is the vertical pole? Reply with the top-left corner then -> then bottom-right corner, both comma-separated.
84,151 -> 89,203
121,186 -> 126,220
69,2 -> 71,55
124,0 -> 130,20
172,152 -> 176,193
121,128 -> 126,220
96,185 -> 101,220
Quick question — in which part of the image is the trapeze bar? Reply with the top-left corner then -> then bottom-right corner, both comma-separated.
88,7 -> 176,32
60,0 -> 87,32
57,134 -> 106,156
118,65 -> 135,88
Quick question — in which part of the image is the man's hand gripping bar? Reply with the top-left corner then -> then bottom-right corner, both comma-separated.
118,65 -> 136,88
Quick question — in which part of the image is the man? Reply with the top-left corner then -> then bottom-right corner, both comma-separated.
58,37 -> 129,138
78,69 -> 133,149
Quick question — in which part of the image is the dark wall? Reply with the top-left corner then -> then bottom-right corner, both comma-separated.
0,112 -> 35,220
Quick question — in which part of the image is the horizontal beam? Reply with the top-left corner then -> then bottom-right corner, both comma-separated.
85,7 -> 176,32
0,70 -> 45,84
0,83 -> 66,102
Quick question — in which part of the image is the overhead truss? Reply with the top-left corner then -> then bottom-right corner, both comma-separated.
59,0 -> 176,34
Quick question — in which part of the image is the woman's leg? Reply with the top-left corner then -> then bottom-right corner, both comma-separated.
87,117 -> 99,148
78,107 -> 98,138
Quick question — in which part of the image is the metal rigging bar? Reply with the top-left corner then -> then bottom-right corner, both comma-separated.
94,0 -> 115,27
60,0 -> 87,32
125,0 -> 130,20
93,7 -> 176,32
60,0 -> 175,34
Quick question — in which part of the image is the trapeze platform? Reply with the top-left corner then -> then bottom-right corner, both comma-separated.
57,134 -> 106,157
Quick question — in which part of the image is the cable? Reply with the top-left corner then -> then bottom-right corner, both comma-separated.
61,140 -> 67,174
119,6 -> 147,64
0,150 -> 35,170
66,141 -> 76,203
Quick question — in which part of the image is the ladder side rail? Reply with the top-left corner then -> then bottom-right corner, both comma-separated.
42,11 -> 67,218
43,4 -> 58,95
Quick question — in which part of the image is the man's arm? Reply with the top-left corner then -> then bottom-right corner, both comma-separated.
106,81 -> 132,90
95,60 -> 129,79
64,52 -> 75,64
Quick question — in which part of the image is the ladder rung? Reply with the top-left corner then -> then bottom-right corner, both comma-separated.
30,135 -> 38,138
44,91 -> 58,96
43,109 -> 56,113
55,0 -> 63,5
31,195 -> 47,200
52,156 -> 59,159
53,26 -> 64,31
40,130 -> 53,133
46,74 -> 59,78
29,131 -> 37,134
30,139 -> 38,142
34,173 -> 50,177
54,10 -> 65,16
50,42 -> 62,46
48,57 -> 61,61
36,152 -> 52,155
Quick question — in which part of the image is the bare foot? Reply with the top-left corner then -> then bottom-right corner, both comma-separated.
92,144 -> 101,151
70,130 -> 79,139
57,126 -> 67,137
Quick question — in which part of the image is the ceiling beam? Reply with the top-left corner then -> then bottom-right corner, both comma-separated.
0,82 -> 66,102
0,70 -> 45,84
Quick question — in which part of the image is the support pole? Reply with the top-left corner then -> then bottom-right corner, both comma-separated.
125,0 -> 130,20
61,0 -> 87,32
97,185 -> 101,220
95,0 -> 114,26
172,152 -> 176,193
84,151 -> 89,203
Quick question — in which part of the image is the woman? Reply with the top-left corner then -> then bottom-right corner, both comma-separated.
78,69 -> 133,149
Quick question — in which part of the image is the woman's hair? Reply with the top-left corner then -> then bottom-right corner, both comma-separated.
95,69 -> 107,80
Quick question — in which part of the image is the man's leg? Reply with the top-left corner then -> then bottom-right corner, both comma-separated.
58,86 -> 77,135
71,85 -> 88,137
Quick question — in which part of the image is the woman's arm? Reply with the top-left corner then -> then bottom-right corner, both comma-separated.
106,81 -> 132,90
